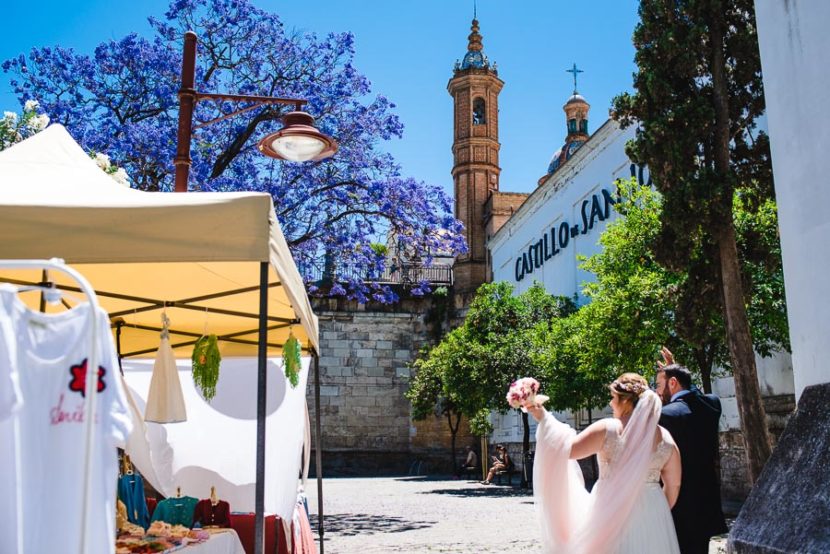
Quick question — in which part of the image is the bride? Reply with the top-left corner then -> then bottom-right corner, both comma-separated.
526,373 -> 681,554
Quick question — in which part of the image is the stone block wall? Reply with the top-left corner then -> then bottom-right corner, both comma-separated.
308,296 -> 475,476
719,393 -> 796,504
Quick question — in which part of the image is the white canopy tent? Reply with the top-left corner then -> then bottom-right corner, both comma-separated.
0,125 -> 324,552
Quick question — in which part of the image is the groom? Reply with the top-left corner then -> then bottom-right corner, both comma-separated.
655,352 -> 728,554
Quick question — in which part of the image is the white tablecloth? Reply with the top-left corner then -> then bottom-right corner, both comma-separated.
178,530 -> 245,554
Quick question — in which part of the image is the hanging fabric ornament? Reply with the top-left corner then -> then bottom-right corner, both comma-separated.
145,313 -> 187,423
283,330 -> 301,388
192,334 -> 221,401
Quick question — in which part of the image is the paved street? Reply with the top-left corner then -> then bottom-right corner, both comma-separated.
307,477 -> 729,553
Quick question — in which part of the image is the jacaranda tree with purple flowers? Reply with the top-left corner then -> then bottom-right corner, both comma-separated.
3,0 -> 465,303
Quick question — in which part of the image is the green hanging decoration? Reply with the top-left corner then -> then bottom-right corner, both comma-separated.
283,330 -> 301,388
192,334 -> 221,401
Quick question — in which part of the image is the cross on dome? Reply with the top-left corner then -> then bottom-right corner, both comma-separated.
566,63 -> 584,95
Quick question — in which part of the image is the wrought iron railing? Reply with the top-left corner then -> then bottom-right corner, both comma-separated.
303,263 -> 453,286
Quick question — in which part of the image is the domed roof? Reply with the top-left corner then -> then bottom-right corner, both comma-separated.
462,50 -> 488,69
547,148 -> 564,174
565,93 -> 588,106
546,139 -> 586,175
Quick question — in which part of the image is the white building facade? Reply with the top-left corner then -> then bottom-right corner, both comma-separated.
489,120 -> 644,301
486,116 -> 793,447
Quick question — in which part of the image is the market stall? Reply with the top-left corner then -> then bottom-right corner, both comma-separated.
0,125 -> 323,554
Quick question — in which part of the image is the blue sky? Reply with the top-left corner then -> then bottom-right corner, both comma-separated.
0,0 -> 640,195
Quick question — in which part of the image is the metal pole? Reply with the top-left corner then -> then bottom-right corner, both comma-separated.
254,261 -> 269,554
314,351 -> 325,553
174,31 -> 197,192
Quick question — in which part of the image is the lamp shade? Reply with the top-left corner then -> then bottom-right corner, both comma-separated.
258,111 -> 338,162
144,317 -> 187,423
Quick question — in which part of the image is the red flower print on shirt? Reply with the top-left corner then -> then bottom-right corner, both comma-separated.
68,359 -> 106,397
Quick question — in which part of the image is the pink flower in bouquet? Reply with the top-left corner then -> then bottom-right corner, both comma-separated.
506,377 -> 548,411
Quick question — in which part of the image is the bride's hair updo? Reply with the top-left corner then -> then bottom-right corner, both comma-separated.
609,373 -> 649,407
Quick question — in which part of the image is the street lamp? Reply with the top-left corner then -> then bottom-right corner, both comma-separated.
169,32 -> 335,554
173,31 -> 337,192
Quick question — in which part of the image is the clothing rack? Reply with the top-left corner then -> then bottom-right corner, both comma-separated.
0,258 -> 101,554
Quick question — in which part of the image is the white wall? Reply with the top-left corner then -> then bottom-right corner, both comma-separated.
714,350 -> 794,430
489,121 -> 649,300
755,0 -> 830,400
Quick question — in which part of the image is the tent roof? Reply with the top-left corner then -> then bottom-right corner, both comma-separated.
0,125 -> 318,355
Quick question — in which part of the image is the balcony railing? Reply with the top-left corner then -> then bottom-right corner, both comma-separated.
303,263 -> 453,286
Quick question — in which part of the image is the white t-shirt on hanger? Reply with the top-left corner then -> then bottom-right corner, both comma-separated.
0,285 -> 133,554
0,296 -> 20,418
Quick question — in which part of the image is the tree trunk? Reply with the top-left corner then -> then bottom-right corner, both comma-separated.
447,411 -> 461,475
692,347 -> 714,393
521,411 -> 530,488
709,8 -> 772,483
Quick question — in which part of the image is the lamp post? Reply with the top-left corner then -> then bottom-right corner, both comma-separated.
171,32 -> 336,554
173,31 -> 337,192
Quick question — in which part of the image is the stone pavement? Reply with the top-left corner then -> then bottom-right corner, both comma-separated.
306,476 -> 729,553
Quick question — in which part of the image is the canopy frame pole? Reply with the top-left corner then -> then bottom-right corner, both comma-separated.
314,350 -> 325,553
0,277 -> 291,323
254,261 -> 269,554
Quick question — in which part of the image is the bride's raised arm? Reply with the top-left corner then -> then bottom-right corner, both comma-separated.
568,420 -> 608,460
527,405 -> 608,460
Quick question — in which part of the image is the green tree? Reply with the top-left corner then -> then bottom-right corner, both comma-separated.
406,344 -> 465,473
407,282 -> 575,482
612,0 -> 776,480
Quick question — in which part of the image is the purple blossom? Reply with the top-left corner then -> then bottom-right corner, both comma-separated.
2,0 -> 465,303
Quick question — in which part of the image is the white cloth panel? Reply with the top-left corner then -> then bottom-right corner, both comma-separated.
122,356 -> 309,521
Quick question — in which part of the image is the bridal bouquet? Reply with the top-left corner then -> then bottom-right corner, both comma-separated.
506,377 -> 549,412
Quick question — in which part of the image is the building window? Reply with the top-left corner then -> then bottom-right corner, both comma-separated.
579,119 -> 589,134
473,97 -> 486,125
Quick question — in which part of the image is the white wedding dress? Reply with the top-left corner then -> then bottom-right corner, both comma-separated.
593,420 -> 681,553
533,391 -> 681,554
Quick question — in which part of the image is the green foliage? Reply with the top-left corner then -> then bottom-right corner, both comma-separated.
283,332 -> 302,388
735,194 -> 790,357
368,243 -> 388,257
192,335 -> 221,401
0,100 -> 49,151
424,285 -> 451,341
611,1 -> 786,400
568,178 -> 787,391
406,281 -> 576,434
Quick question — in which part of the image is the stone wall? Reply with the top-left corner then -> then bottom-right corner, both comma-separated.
719,393 -> 796,504
308,295 -> 474,476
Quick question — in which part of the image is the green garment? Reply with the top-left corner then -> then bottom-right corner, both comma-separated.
150,496 -> 199,528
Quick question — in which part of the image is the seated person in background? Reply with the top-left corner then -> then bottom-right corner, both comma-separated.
461,446 -> 478,473
481,444 -> 511,485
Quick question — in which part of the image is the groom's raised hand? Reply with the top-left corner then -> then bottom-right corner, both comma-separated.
657,346 -> 675,369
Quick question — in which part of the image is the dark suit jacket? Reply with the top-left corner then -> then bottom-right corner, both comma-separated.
660,388 -> 728,547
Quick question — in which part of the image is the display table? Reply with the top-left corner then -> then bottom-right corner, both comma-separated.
177,530 -> 245,554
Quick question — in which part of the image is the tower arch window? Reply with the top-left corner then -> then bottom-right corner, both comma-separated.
579,119 -> 589,134
473,97 -> 486,125
568,118 -> 577,133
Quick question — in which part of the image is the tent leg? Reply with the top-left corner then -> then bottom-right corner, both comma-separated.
314,350 -> 325,553
254,261 -> 269,554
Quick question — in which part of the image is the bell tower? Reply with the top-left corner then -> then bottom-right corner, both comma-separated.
448,17 -> 503,295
